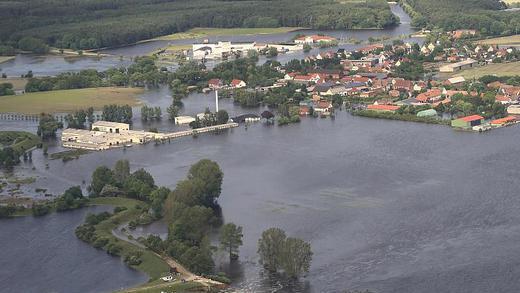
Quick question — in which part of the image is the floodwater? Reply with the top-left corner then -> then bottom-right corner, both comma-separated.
0,205 -> 147,293
2,5 -> 510,293
0,4 -> 419,77
3,90 -> 520,292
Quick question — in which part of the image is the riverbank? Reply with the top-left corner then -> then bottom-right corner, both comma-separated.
149,27 -> 305,42
48,48 -> 111,57
85,197 -> 225,293
0,87 -> 143,114
352,109 -> 450,125
85,197 -> 171,280
0,56 -> 15,64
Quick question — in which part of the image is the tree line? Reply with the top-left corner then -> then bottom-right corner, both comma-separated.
0,0 -> 397,51
400,0 -> 520,36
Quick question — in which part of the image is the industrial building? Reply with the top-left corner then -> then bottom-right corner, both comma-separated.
61,125 -> 157,151
439,59 -> 478,73
192,41 -> 302,59
91,121 -> 130,133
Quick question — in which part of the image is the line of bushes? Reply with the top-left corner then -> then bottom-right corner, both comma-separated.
352,109 -> 450,125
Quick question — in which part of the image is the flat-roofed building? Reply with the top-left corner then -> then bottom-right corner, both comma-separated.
439,59 -> 477,73
92,121 -> 130,133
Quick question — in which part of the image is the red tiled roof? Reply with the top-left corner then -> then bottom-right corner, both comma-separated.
231,79 -> 244,86
317,100 -> 332,109
491,116 -> 516,124
495,95 -> 511,102
459,115 -> 483,122
367,104 -> 400,111
208,78 -> 222,85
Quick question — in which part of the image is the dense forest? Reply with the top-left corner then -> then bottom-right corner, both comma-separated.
400,0 -> 520,36
0,0 -> 397,51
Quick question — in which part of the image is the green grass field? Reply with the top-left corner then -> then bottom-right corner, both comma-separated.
153,27 -> 302,41
0,87 -> 143,114
449,61 -> 520,79
477,34 -> 520,45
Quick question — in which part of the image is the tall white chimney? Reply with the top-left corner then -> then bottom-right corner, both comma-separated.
215,90 -> 219,113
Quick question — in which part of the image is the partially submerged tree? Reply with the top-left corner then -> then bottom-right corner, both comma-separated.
257,227 -> 312,279
220,223 -> 243,261
258,227 -> 287,272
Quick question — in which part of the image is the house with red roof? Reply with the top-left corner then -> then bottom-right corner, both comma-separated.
299,105 -> 311,116
452,29 -> 477,39
367,104 -> 400,113
230,79 -> 247,89
313,100 -> 333,116
491,116 -> 517,127
451,115 -> 484,129
208,78 -> 223,89
391,78 -> 413,92
293,74 -> 321,84
495,95 -> 514,105
415,89 -> 443,104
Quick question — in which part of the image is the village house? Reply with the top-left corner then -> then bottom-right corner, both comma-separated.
230,79 -> 247,89
416,89 -> 443,104
391,78 -> 414,92
496,95 -> 515,105
367,104 -> 400,113
444,90 -> 468,99
308,69 -> 342,80
208,78 -> 223,89
313,100 -> 333,116
299,105 -> 311,116
292,74 -> 321,84
491,116 -> 517,127
500,86 -> 520,100
357,44 -> 384,54
451,115 -> 484,129
342,58 -> 379,70
452,29 -> 477,39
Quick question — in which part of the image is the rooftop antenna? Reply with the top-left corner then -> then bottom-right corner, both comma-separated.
215,90 -> 219,113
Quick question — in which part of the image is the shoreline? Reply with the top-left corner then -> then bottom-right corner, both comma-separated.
0,56 -> 15,64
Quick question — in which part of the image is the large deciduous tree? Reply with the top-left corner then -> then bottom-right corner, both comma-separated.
257,228 -> 287,272
257,227 -> 312,279
187,159 -> 223,207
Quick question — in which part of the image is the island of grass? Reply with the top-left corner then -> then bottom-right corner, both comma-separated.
150,27 -> 304,41
84,197 -> 170,280
0,131 -> 41,154
80,197 -> 209,293
0,87 -> 142,114
49,149 -> 90,162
